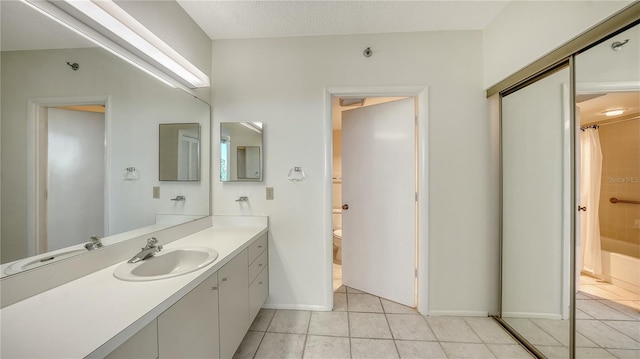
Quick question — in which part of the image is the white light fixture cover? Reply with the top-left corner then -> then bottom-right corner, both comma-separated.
63,0 -> 209,88
21,0 -> 210,92
604,109 -> 625,117
65,0 -> 209,88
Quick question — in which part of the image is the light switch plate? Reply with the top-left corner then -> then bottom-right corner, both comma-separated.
266,187 -> 274,200
153,186 -> 160,199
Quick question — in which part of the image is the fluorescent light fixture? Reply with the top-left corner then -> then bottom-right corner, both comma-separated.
603,109 -> 625,117
20,0 -> 209,90
64,0 -> 209,88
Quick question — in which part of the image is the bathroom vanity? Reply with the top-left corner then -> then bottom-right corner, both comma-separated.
0,216 -> 269,358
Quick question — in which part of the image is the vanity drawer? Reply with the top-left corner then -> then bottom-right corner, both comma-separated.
249,265 -> 269,323
249,250 -> 268,285
248,233 -> 267,264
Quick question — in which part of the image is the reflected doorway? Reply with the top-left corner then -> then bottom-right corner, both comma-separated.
33,101 -> 107,255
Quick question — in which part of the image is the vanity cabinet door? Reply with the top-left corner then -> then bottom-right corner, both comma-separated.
105,319 -> 158,359
158,272 -> 220,358
218,250 -> 249,359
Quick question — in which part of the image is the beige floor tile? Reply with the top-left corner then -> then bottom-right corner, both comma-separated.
334,285 -> 346,293
303,335 -> 350,359
427,316 -> 482,343
254,332 -> 306,359
346,287 -> 365,294
536,345 -> 569,359
268,310 -> 311,334
381,298 -> 418,314
233,331 -> 265,359
349,312 -> 392,339
502,318 -> 563,346
441,342 -> 496,359
395,340 -> 446,359
603,320 -> 640,342
577,299 -> 635,320
333,293 -> 347,312
581,284 -> 625,301
464,317 -> 515,344
600,300 -> 640,320
576,319 -> 640,349
575,347 -> 617,358
576,308 -> 594,319
308,311 -> 349,337
348,293 -> 384,313
486,344 -> 533,358
531,318 -> 598,347
250,309 -> 276,331
351,338 -> 399,359
606,348 -> 640,358
386,314 -> 436,341
333,279 -> 343,292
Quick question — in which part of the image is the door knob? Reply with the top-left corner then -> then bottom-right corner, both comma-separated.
342,204 -> 349,210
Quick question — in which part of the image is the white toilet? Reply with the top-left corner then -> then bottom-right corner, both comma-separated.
333,229 -> 343,264
332,209 -> 343,264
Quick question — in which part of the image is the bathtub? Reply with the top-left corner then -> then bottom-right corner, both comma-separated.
601,236 -> 640,294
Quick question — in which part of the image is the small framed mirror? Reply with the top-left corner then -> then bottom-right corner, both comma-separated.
159,123 -> 201,181
220,122 -> 263,182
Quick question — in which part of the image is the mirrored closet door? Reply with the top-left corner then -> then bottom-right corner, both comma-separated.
501,65 -> 572,358
573,23 -> 640,357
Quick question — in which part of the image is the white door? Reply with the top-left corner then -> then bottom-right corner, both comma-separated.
341,97 -> 416,307
47,108 -> 105,251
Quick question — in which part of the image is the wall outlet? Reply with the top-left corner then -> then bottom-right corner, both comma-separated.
266,187 -> 274,200
153,186 -> 160,199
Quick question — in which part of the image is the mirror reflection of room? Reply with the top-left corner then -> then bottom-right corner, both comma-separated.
574,23 -> 640,355
220,122 -> 263,182
159,123 -> 201,181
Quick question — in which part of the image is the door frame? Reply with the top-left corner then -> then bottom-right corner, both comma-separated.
324,86 -> 429,314
26,96 -> 111,256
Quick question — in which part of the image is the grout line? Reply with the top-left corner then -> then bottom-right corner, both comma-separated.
251,309 -> 276,359
345,289 -> 353,359
300,310 -> 312,359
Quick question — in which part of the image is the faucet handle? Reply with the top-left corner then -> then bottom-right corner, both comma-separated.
146,237 -> 158,248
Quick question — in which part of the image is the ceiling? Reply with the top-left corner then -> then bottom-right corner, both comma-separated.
176,1 -> 510,40
578,92 -> 640,126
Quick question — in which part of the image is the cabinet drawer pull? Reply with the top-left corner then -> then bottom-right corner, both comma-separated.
212,286 -> 218,291
222,278 -> 228,282
259,263 -> 263,267
258,245 -> 263,249
258,282 -> 263,285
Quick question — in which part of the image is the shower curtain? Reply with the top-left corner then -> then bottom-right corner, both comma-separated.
580,127 -> 603,277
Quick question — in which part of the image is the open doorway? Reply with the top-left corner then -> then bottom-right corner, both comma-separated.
331,95 -> 418,308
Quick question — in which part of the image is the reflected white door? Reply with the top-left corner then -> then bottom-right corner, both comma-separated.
341,97 -> 416,307
47,108 -> 105,251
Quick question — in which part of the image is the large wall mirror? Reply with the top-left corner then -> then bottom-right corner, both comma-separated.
0,1 -> 211,277
220,122 -> 263,182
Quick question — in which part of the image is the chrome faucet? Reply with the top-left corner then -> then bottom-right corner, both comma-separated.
128,237 -> 163,263
84,236 -> 103,250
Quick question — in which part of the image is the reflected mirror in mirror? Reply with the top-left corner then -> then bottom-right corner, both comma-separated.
220,122 -> 263,182
574,23 -> 640,355
159,123 -> 201,181
0,1 -> 211,277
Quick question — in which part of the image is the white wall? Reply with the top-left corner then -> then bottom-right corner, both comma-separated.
212,31 -> 499,314
1,48 -> 209,263
483,1 -> 633,89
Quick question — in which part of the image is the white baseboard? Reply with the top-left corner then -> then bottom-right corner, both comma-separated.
427,310 -> 489,317
502,312 -> 562,320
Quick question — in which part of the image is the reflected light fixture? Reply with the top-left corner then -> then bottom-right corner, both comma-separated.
21,0 -> 209,90
603,109 -> 626,117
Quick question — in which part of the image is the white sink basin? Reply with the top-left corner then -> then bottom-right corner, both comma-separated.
4,248 -> 87,275
114,247 -> 218,281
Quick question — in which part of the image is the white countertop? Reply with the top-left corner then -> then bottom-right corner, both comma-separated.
0,222 -> 268,358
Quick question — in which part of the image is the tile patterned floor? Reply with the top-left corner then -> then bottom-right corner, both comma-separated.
234,284 -> 533,359
503,275 -> 640,358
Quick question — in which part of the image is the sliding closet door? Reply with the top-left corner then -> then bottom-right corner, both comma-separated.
574,23 -> 640,357
501,66 -> 571,357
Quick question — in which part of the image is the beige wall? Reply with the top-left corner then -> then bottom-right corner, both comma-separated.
599,119 -> 640,246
